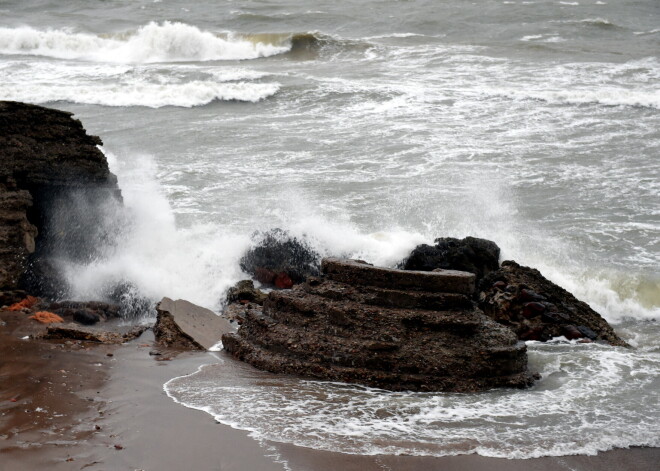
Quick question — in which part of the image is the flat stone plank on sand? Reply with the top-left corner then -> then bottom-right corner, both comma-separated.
44,323 -> 147,344
321,257 -> 475,295
156,297 -> 231,350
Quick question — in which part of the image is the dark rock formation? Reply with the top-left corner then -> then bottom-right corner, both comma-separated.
154,297 -> 233,350
226,280 -> 267,305
400,236 -> 500,284
0,101 -> 120,299
223,258 -> 536,392
240,229 -> 321,288
478,260 -> 629,347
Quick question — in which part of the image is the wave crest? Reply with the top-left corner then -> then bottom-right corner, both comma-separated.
0,22 -> 291,63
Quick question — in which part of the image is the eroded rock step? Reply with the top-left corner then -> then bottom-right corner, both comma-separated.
264,290 -> 482,335
301,279 -> 473,311
235,310 -> 527,377
222,334 -> 535,392
322,258 -> 475,295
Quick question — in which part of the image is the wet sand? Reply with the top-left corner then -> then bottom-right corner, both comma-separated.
1,311 -> 658,471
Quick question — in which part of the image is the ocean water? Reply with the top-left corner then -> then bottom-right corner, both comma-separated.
1,0 -> 658,459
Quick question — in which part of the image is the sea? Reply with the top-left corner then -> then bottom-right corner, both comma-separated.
1,0 -> 658,460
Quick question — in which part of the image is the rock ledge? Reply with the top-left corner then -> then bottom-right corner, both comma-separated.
223,258 -> 536,392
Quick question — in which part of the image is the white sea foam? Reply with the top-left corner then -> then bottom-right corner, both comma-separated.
164,335 -> 660,458
0,22 -> 290,63
0,59 -> 277,106
634,28 -> 660,36
489,87 -> 660,109
2,80 -> 280,107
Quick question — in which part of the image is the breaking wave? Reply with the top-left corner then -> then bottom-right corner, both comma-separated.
0,23 -> 359,63
0,22 -> 291,63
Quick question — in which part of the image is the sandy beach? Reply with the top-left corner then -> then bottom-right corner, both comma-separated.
1,311 -> 658,471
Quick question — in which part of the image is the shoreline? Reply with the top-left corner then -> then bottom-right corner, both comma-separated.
1,313 -> 658,470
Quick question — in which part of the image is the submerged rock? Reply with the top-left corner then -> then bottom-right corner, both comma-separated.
223,258 -> 536,392
154,297 -> 232,350
400,236 -> 500,284
478,260 -> 629,347
240,229 -> 321,287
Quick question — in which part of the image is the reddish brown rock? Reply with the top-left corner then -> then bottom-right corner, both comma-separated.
223,258 -> 536,392
274,272 -> 294,289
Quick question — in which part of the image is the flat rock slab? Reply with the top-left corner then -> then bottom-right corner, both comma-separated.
154,297 -> 231,350
43,323 -> 147,344
322,258 -> 475,295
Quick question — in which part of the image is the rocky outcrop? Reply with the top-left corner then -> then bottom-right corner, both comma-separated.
0,101 -> 120,298
223,258 -> 536,392
240,229 -> 321,288
154,297 -> 233,350
400,236 -> 500,284
478,261 -> 629,347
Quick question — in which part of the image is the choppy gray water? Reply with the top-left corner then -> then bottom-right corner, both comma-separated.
1,0 -> 658,459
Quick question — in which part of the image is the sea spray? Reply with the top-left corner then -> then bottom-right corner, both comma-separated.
56,149 -> 659,324
62,150 -> 250,310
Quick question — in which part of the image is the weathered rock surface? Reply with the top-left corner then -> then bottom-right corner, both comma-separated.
154,297 -> 233,350
478,260 -> 629,347
0,101 -> 120,298
400,236 -> 501,284
226,280 -> 267,305
240,229 -> 321,288
223,258 -> 536,392
43,323 -> 147,344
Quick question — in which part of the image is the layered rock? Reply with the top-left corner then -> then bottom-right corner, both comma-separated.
478,260 -> 629,347
223,258 -> 536,392
0,101 -> 120,297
